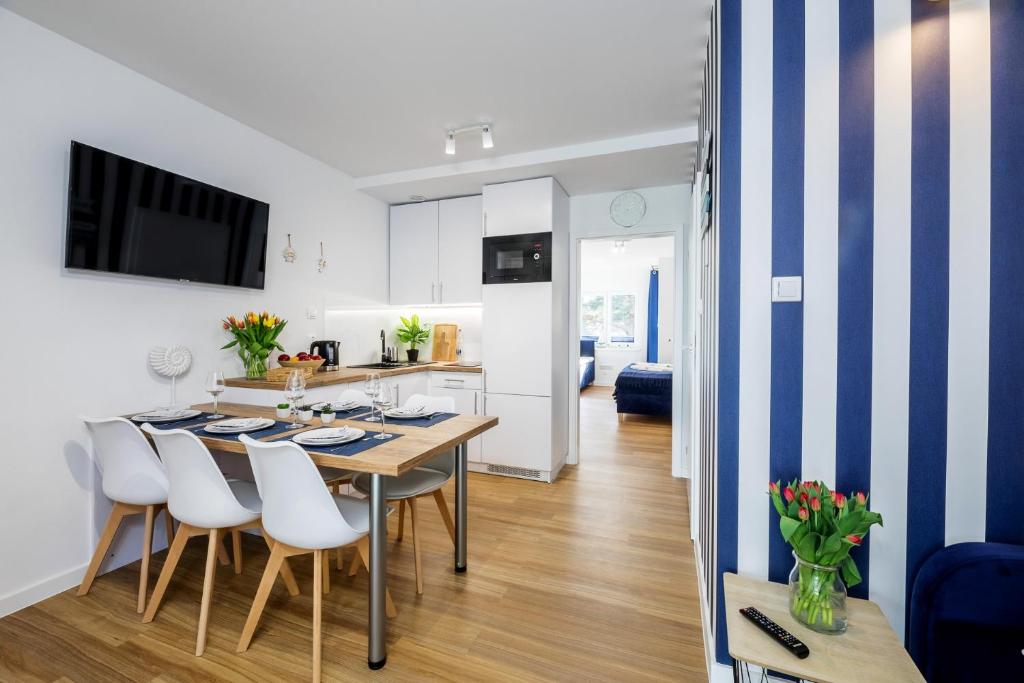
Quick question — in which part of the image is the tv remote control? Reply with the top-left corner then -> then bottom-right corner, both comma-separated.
739,607 -> 810,659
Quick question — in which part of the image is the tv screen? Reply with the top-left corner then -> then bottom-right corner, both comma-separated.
64,141 -> 269,289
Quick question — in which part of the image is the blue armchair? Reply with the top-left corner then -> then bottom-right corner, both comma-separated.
908,542 -> 1024,682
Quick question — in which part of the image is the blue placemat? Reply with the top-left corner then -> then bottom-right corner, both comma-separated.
354,412 -> 458,428
307,405 -> 372,419
188,419 -> 303,442
142,412 -> 236,431
269,430 -> 404,457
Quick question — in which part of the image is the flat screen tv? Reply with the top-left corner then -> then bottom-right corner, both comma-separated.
64,141 -> 269,289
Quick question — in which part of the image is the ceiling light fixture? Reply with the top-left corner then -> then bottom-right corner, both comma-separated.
443,123 -> 494,155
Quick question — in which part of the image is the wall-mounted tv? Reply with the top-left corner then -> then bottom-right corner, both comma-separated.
64,141 -> 269,289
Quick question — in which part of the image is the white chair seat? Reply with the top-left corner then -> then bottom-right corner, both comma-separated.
115,472 -> 170,506
351,467 -> 449,500
227,479 -> 263,514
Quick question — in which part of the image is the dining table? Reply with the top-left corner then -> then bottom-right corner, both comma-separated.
142,401 -> 498,670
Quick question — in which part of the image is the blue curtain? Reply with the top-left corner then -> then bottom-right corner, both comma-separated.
647,268 -> 659,362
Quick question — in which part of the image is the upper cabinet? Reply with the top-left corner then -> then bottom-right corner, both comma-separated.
389,201 -> 439,305
389,195 -> 482,305
482,177 -> 555,236
437,195 -> 483,304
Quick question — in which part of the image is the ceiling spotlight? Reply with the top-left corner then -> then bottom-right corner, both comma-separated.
443,123 -> 494,156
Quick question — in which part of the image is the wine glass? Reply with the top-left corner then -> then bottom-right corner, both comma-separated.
205,370 -> 226,418
364,373 -> 381,422
372,383 -> 393,440
284,369 -> 307,427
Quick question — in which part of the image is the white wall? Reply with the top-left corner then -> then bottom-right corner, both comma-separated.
324,306 -> 482,365
580,236 -> 674,385
0,9 -> 388,615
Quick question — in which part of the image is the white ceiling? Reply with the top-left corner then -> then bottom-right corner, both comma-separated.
3,0 -> 710,194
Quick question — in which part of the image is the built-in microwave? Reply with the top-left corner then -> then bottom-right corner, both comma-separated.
482,231 -> 552,284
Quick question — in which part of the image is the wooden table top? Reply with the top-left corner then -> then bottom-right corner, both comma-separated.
723,573 -> 924,683
224,361 -> 482,390
162,402 -> 497,477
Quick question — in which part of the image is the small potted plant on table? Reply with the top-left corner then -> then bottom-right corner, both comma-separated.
768,479 -> 883,634
320,403 -> 336,425
395,314 -> 430,362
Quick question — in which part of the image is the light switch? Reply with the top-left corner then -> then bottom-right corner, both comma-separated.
772,276 -> 802,302
306,307 -> 318,320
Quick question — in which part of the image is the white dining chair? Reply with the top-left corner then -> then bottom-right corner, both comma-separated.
237,434 -> 396,682
349,393 -> 456,594
139,425 -> 300,656
78,417 -> 174,614
317,388 -> 371,493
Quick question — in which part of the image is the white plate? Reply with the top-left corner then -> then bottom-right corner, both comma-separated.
310,400 -> 360,412
293,427 -> 365,446
204,417 -> 274,434
131,409 -> 201,423
384,407 -> 431,419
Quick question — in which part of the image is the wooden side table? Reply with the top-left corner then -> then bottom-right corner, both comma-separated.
723,573 -> 924,682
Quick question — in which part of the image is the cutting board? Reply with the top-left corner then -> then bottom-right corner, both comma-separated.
431,323 -> 459,362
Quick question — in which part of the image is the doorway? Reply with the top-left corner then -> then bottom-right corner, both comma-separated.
574,235 -> 676,466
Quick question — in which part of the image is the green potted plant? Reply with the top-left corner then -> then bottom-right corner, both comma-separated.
275,402 -> 291,419
319,403 -> 336,425
395,314 -> 430,362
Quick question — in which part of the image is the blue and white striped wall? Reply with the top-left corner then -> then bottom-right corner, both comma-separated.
714,0 -> 1024,665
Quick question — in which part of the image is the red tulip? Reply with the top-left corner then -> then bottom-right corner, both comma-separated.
800,492 -> 809,504
222,321 -> 230,330
798,507 -> 809,521
769,481 -> 780,494
856,491 -> 867,506
846,534 -> 862,544
834,492 -> 846,508
783,487 -> 795,503
810,497 -> 821,512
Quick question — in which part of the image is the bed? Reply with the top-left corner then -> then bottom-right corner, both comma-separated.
613,362 -> 672,417
579,337 -> 596,389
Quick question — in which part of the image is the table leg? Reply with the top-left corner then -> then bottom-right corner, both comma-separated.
455,441 -> 468,572
367,473 -> 387,669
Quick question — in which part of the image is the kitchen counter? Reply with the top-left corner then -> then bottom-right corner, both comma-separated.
224,361 -> 482,390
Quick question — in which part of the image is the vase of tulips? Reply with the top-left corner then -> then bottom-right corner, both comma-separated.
221,311 -> 287,379
768,480 -> 883,634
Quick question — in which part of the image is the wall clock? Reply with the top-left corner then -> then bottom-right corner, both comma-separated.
609,191 -> 646,228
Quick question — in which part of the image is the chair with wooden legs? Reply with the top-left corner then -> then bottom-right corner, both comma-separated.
78,417 -> 175,614
238,435 -> 397,683
139,424 -> 301,656
350,394 -> 457,594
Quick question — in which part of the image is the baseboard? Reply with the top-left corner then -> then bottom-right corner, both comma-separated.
0,563 -> 87,618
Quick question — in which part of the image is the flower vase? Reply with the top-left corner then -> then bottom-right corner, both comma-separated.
241,352 -> 267,379
788,552 -> 848,634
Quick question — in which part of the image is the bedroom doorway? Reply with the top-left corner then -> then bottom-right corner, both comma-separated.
575,235 -> 676,467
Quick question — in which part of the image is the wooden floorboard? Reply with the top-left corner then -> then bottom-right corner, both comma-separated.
0,388 -> 706,681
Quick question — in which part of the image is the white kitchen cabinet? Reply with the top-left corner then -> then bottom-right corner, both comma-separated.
389,202 -> 438,305
482,177 -> 555,236
481,282 -> 552,397
437,195 -> 482,304
430,384 -> 482,462
390,196 -> 482,305
388,372 -> 430,407
481,393 -> 551,470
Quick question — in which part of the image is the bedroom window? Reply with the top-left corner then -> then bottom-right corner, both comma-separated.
581,292 -> 636,345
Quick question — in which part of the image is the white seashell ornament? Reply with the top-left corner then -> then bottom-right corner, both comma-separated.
149,345 -> 192,407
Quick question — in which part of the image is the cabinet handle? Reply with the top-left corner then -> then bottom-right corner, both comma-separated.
431,282 -> 435,303
439,281 -> 443,303
474,392 -> 478,414
483,212 -> 487,236
445,378 -> 464,385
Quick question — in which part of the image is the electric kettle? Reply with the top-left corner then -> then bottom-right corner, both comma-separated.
309,340 -> 341,370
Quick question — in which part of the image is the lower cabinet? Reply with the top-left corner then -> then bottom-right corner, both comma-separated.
430,385 -> 482,462
480,393 -> 552,471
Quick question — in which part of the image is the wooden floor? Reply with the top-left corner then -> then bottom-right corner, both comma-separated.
0,388 -> 706,682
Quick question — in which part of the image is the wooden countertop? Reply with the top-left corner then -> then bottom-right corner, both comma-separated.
225,361 -> 482,389
172,402 -> 496,476
723,573 -> 923,682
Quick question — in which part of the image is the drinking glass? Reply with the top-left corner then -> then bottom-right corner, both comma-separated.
364,373 -> 381,422
372,383 -> 393,440
205,370 -> 226,418
284,369 -> 307,427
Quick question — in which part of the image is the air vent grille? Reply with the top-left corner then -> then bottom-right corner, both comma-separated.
486,464 -> 542,480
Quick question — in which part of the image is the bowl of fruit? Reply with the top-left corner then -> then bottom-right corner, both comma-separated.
276,352 -> 325,372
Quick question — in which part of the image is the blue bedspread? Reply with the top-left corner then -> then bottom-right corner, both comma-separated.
614,364 -> 672,416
